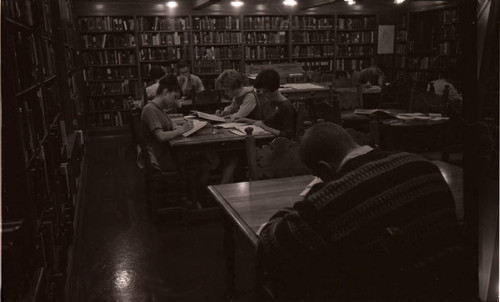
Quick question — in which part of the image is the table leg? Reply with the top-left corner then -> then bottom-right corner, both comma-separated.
223,214 -> 236,300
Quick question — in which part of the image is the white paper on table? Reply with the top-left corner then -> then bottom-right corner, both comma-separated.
215,122 -> 250,129
182,120 -> 207,137
196,111 -> 226,123
299,177 -> 323,197
284,83 -> 325,90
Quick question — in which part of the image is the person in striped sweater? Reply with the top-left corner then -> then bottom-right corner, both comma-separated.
258,122 -> 464,300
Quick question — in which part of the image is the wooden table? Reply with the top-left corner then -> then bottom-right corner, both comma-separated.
279,82 -> 330,101
208,160 -> 463,296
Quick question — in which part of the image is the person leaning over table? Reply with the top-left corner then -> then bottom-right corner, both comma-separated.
214,69 -> 262,121
177,59 -> 204,98
257,122 -> 464,300
236,69 -> 294,139
140,74 -> 216,208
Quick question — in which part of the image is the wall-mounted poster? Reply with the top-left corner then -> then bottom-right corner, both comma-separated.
378,25 -> 395,54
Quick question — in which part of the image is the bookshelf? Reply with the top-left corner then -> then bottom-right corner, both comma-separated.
78,16 -> 138,131
2,0 -> 82,299
393,12 -> 409,80
335,14 -> 377,80
192,16 -> 242,89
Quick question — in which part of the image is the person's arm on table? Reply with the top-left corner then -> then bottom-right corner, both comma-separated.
228,94 -> 256,121
153,122 -> 192,142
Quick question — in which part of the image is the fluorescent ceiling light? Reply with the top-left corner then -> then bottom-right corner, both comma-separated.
166,1 -> 178,8
231,1 -> 244,7
283,0 -> 298,6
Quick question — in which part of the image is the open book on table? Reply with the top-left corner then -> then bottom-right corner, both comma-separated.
182,120 -> 207,137
354,109 -> 398,119
195,111 -> 226,123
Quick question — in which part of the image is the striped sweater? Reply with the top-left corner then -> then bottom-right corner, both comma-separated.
258,150 -> 461,300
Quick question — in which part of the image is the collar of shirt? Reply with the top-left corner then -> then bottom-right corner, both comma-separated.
338,145 -> 374,171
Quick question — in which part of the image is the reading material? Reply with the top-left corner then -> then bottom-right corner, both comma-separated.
196,111 -> 226,123
299,177 -> 323,197
214,122 -> 250,129
182,120 -> 207,137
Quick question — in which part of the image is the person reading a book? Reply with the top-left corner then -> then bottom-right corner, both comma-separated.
236,69 -> 294,139
141,74 -> 215,208
257,122 -> 463,300
214,69 -> 262,121
177,60 -> 204,98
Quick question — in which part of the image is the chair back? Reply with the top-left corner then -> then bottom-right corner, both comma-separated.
245,127 -> 309,180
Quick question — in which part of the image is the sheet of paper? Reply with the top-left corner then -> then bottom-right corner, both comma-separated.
182,120 -> 207,137
196,111 -> 226,123
284,83 -> 325,90
215,122 -> 250,129
230,129 -> 245,136
299,177 -> 323,197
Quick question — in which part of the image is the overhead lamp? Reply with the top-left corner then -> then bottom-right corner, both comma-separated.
345,0 -> 356,5
283,0 -> 298,6
394,0 -> 405,3
166,1 -> 178,8
231,1 -> 244,7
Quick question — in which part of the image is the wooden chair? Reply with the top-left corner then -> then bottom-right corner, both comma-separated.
244,127 -> 309,181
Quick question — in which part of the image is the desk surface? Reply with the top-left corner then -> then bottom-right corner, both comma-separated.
209,160 -> 463,246
169,127 -> 274,147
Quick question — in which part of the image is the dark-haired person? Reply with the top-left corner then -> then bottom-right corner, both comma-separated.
144,65 -> 166,102
257,122 -> 463,300
177,59 -> 204,98
237,69 -> 294,139
427,70 -> 462,103
214,69 -> 261,121
141,74 -> 214,208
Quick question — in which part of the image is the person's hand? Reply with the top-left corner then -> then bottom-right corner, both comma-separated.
182,121 -> 193,133
253,120 -> 266,129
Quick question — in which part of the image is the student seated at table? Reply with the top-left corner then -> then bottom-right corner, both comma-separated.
258,122 -> 463,300
144,65 -> 166,102
177,59 -> 204,98
141,74 -> 215,208
357,64 -> 385,109
214,69 -> 261,121
427,70 -> 462,103
236,69 -> 294,139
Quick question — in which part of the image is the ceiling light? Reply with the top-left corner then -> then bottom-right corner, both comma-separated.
231,1 -> 244,7
394,0 -> 405,3
345,0 -> 356,5
166,1 -> 178,8
283,0 -> 298,6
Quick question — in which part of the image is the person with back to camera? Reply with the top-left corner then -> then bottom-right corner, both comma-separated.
236,69 -> 294,139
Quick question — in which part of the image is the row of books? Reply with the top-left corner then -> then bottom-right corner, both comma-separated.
79,17 -> 135,31
408,56 -> 430,70
299,60 -> 334,72
243,16 -> 289,30
439,41 -> 460,55
192,60 -> 240,75
397,15 -> 407,29
337,17 -> 376,30
41,39 -> 56,77
193,16 -> 240,30
2,0 -> 34,25
139,32 -> 188,46
292,45 -> 335,57
11,32 -> 42,89
38,0 -> 52,33
337,32 -> 375,44
193,46 -> 241,60
336,58 -> 372,71
245,32 -> 287,44
396,30 -> 408,41
88,97 -> 129,111
291,31 -> 334,43
291,16 -> 334,29
337,45 -> 374,57
193,32 -> 242,44
87,80 -> 139,96
137,16 -> 189,31
140,48 -> 186,61
81,50 -> 137,66
88,111 -> 129,127
82,67 -> 138,81
439,25 -> 458,40
245,46 -> 288,60
442,9 -> 458,23
81,34 -> 136,48
395,44 -> 407,55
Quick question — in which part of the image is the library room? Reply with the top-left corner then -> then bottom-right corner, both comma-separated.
1,0 -> 499,301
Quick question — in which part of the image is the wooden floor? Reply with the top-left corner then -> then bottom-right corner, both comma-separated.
69,134 -> 257,301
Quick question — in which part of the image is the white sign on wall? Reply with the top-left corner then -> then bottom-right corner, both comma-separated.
377,25 -> 395,54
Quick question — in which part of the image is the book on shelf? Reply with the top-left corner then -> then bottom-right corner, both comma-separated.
299,60 -> 334,72
87,80 -> 139,96
81,33 -> 136,48
337,45 -> 374,57
395,44 -> 407,55
292,16 -> 334,29
245,46 -> 288,60
245,32 -> 287,44
396,30 -> 408,41
442,9 -> 458,23
2,0 -> 34,25
140,47 -> 185,61
79,17 -> 135,31
292,31 -> 334,43
138,16 -> 189,31
440,24 -> 457,40
10,31 -> 40,89
194,46 -> 241,60
244,16 -> 289,30
337,16 -> 376,30
337,31 -> 375,44
41,39 -> 56,77
81,50 -> 136,65
292,45 -> 334,58
336,58 -> 373,72
193,60 -> 240,75
88,97 -> 129,111
82,66 -> 137,81
193,32 -> 242,44
88,111 -> 129,128
193,16 -> 240,30
139,32 -> 188,46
